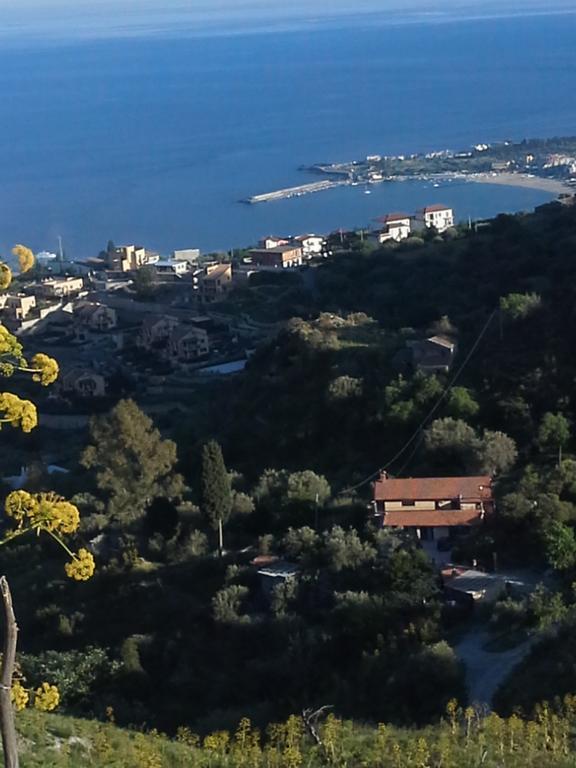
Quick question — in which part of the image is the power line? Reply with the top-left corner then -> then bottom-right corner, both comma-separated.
337,308 -> 498,496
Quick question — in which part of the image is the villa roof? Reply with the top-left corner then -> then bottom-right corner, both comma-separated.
374,475 -> 493,503
422,204 -> 452,213
381,509 -> 483,528
376,213 -> 411,223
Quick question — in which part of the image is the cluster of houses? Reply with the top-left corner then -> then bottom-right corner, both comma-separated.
136,314 -> 213,364
372,204 -> 455,244
0,201 -> 458,402
0,267 -> 239,400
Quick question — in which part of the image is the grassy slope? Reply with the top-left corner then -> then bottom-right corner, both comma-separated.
16,710 -> 193,767
13,708 -> 576,768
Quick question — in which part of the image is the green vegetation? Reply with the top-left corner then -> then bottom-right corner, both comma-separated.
14,704 -> 576,767
200,440 -> 233,555
81,399 -> 184,527
7,199 -> 576,760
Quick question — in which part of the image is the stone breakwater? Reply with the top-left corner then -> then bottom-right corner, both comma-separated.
241,179 -> 347,204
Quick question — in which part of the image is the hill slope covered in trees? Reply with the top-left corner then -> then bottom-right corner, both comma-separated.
5,200 -> 576,750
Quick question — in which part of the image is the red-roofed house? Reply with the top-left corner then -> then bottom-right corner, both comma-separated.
375,213 -> 411,243
373,472 -> 493,545
416,204 -> 454,232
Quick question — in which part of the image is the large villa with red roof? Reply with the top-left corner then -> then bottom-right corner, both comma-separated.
373,472 -> 494,546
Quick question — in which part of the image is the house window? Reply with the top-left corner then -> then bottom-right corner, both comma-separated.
401,500 -> 413,507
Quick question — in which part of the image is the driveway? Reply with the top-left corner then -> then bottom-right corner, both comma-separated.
453,626 -> 534,707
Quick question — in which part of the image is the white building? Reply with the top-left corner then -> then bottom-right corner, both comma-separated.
173,248 -> 200,264
33,276 -> 84,299
376,213 -> 411,243
259,236 -> 290,250
293,234 -> 326,258
417,205 -> 454,233
153,259 -> 189,277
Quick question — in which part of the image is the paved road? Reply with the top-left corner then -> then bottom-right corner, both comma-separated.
454,627 -> 533,707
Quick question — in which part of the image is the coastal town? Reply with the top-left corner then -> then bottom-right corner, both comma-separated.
0,202 -> 459,415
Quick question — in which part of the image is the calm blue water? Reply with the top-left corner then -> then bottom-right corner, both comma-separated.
0,10 -> 574,256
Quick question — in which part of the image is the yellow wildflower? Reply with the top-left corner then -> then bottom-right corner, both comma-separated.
0,263 -> 12,290
65,549 -> 95,581
0,324 -> 23,362
0,392 -> 37,432
11,681 -> 29,712
34,682 -> 59,711
51,499 -> 80,534
34,493 -> 80,534
29,353 -> 59,386
12,244 -> 34,275
5,491 -> 80,536
5,490 -> 38,525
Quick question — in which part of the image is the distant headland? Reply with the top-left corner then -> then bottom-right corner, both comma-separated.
242,136 -> 576,204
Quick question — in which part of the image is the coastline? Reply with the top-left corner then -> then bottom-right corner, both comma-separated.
464,172 -> 571,195
245,171 -> 572,207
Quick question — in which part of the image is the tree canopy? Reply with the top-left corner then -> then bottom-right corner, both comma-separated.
82,399 -> 183,527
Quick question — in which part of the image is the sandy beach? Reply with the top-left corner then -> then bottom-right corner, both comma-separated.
465,172 -> 572,195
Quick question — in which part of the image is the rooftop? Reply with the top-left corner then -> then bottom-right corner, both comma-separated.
427,335 -> 456,349
376,213 -> 411,223
374,475 -> 493,502
442,568 -> 505,594
381,509 -> 484,528
203,264 -> 231,281
250,244 -> 302,255
421,204 -> 453,213
155,260 -> 186,268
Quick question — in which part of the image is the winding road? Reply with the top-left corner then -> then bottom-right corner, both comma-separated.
454,628 -> 534,707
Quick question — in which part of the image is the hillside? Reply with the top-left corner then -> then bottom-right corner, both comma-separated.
14,706 -> 576,768
5,199 -> 576,747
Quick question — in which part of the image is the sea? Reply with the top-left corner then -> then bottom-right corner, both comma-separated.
0,5 -> 575,257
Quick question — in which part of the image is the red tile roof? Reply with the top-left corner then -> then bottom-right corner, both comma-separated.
422,204 -> 452,213
382,509 -> 483,528
373,475 -> 493,502
376,213 -> 411,223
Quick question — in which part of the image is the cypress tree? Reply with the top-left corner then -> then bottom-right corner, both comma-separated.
200,440 -> 232,555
